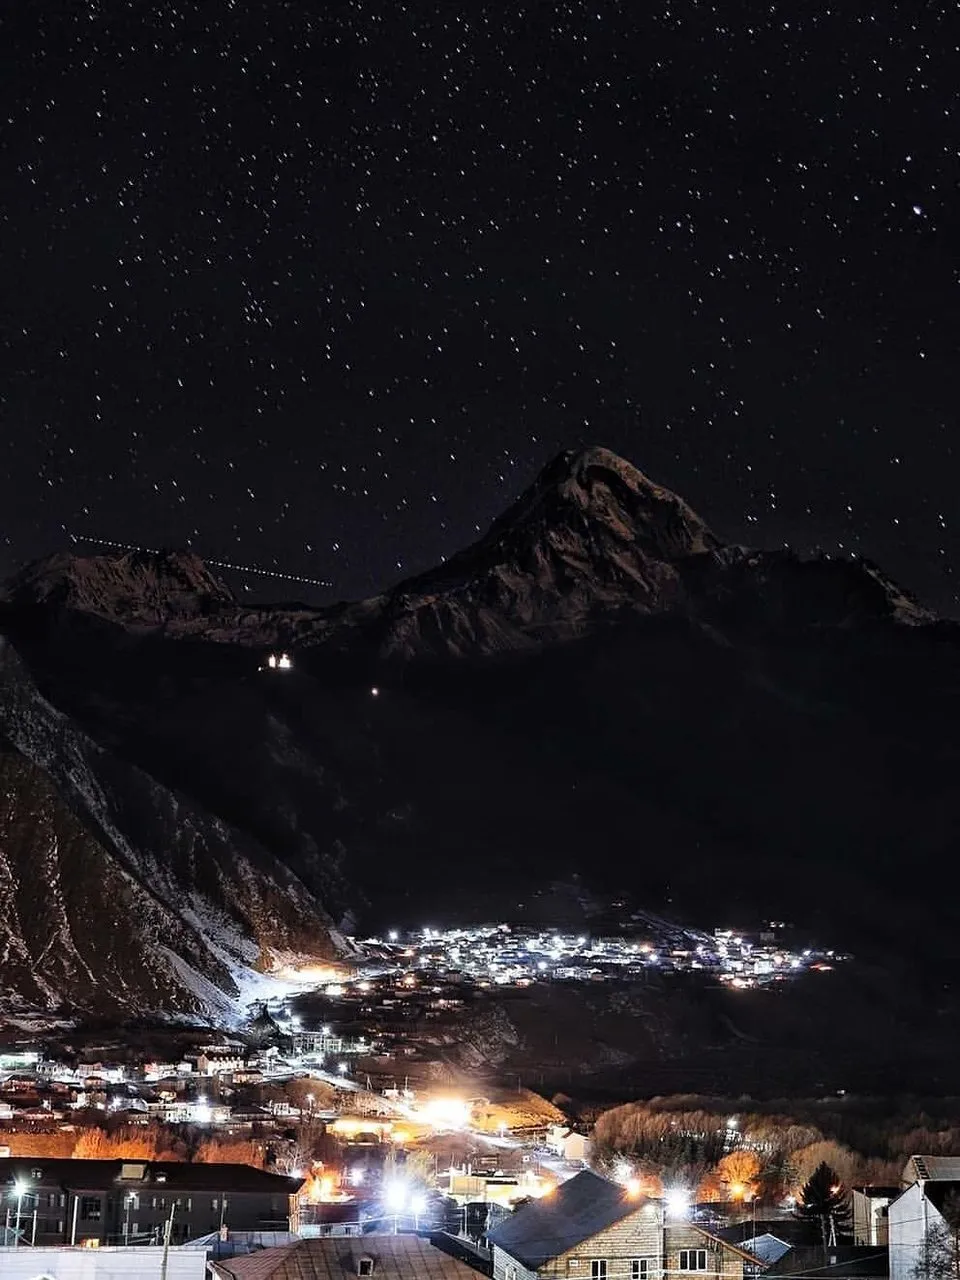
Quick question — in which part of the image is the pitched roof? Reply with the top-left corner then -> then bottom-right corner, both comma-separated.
738,1233 -> 793,1265
209,1235 -> 481,1278
487,1170 -> 640,1268
903,1155 -> 960,1184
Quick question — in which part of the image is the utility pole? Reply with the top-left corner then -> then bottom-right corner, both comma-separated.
159,1204 -> 175,1280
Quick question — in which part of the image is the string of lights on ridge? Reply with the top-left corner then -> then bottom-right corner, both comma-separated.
70,535 -> 333,590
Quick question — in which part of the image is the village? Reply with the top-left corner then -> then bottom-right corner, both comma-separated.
0,916 -> 929,1280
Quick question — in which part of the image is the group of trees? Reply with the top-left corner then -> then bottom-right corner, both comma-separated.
0,1124 -> 267,1168
590,1099 -> 927,1202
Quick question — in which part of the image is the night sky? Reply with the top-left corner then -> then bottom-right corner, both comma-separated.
1,3 -> 957,610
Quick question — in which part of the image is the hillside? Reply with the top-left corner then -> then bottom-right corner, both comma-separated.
0,445 -> 957,1018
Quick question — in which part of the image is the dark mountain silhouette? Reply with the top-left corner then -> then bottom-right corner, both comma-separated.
0,446 -> 956,1018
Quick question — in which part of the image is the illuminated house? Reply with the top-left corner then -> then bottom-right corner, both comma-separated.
488,1170 -> 758,1280
265,652 -> 293,671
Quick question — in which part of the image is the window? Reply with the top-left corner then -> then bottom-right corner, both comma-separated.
358,1259 -> 374,1277
678,1250 -> 708,1272
591,1263 -> 608,1280
632,1263 -> 650,1280
80,1196 -> 101,1221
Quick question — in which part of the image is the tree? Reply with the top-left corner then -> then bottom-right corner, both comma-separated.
195,1138 -> 264,1167
717,1150 -> 761,1202
72,1128 -> 109,1159
796,1162 -> 852,1254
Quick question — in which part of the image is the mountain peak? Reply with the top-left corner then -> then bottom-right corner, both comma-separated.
7,547 -> 234,626
371,447 -> 722,656
529,445 -> 720,558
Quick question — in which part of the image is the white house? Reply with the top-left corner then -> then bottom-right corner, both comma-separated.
546,1124 -> 590,1164
889,1174 -> 960,1280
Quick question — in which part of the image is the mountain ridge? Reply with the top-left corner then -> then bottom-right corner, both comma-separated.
0,445 -> 953,1019
7,446 -> 933,656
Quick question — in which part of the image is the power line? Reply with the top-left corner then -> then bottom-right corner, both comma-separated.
70,535 -> 333,589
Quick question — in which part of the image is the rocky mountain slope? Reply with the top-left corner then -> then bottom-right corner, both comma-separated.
0,445 -> 957,1018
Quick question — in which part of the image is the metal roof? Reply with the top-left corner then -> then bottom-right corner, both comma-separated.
903,1155 -> 960,1184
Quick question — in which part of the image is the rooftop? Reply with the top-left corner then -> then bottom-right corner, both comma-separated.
487,1169 -> 641,1268
0,1157 -> 303,1195
903,1155 -> 960,1184
209,1234 -> 482,1278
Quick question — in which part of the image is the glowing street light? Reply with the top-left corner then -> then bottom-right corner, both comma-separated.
665,1188 -> 690,1219
384,1183 -> 406,1214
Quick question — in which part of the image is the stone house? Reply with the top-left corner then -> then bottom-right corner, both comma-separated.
488,1170 -> 758,1280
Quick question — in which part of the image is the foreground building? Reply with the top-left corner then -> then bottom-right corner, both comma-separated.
0,1157 -> 303,1246
889,1158 -> 960,1280
209,1233 -> 482,1278
488,1170 -> 757,1280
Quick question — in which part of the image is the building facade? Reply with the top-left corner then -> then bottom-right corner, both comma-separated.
0,1157 -> 302,1247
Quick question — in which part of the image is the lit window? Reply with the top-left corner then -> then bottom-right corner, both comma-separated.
591,1263 -> 608,1280
679,1250 -> 708,1271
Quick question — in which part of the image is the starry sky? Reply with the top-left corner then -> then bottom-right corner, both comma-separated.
1,2 -> 957,609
